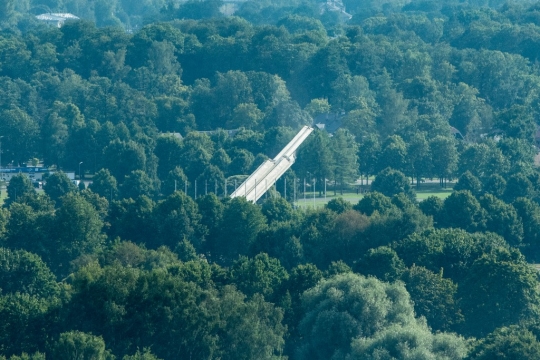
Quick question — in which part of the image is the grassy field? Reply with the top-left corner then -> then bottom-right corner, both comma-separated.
294,182 -> 455,209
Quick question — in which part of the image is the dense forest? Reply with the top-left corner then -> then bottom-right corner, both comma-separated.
3,0 -> 540,359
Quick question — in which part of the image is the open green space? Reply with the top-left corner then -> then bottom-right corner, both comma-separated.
294,182 -> 455,208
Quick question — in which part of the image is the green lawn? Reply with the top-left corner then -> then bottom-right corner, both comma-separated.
294,192 -> 365,209
294,183 -> 455,209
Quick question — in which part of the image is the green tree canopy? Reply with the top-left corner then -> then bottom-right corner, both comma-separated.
371,167 -> 415,200
43,171 -> 77,204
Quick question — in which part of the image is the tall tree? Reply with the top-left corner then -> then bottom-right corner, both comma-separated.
460,249 -> 540,337
89,169 -> 118,201
377,135 -> 407,174
430,136 -> 458,187
43,171 -> 77,204
330,129 -> 358,194
210,197 -> 266,265
371,168 -> 415,201
52,193 -> 105,264
5,174 -> 34,206
357,134 -> 380,184
296,130 -> 333,195
407,132 -> 431,187
0,108 -> 39,166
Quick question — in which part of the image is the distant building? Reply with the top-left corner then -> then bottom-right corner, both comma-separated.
35,13 -> 79,28
0,167 -> 74,183
313,112 -> 346,134
319,0 -> 352,22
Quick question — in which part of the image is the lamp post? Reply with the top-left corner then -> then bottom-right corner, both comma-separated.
78,161 -> 83,180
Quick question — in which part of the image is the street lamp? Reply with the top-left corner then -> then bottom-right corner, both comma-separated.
78,161 -> 83,180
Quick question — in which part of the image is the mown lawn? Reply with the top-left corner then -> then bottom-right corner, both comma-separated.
294,182 -> 455,209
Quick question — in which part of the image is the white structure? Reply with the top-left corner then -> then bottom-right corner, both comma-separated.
0,167 -> 75,183
35,13 -> 79,28
231,126 -> 313,202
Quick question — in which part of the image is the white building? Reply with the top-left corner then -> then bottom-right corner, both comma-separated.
35,13 -> 80,28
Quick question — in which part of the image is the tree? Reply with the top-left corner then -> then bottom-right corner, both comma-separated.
353,191 -> 396,216
402,265 -> 463,332
304,98 -> 331,117
210,197 -> 266,265
51,331 -> 114,360
0,293 -> 51,356
377,135 -> 407,174
0,207 -> 8,240
371,168 -> 415,200
250,222 -> 304,270
407,132 -> 431,187
41,111 -> 68,168
0,0 -> 15,23
355,246 -> 405,282
497,104 -> 537,142
196,193 -> 224,246
0,248 -> 59,299
504,173 -> 536,203
152,191 -> 205,250
459,142 -> 509,179
89,169 -> 118,201
43,171 -> 77,204
230,253 -> 289,300
347,322 -> 467,360
0,108 -> 39,166
107,196 -> 156,246
419,196 -> 444,225
514,197 -> 540,261
441,190 -> 486,232
0,352 -> 46,359
103,140 -> 146,181
483,173 -> 507,198
296,273 -> 451,360
161,166 -> 188,197
357,133 -> 380,183
498,137 -> 536,173
325,198 -> 353,214
120,170 -> 156,200
212,288 -> 286,360
5,174 -> 34,206
227,103 -> 264,129
119,270 -> 285,360
331,129 -> 358,195
460,249 -> 540,337
480,194 -> 523,246
210,148 -> 231,172
123,349 -> 162,360
395,228 -> 509,284
51,193 -> 105,276
454,170 -> 482,196
227,148 -> 254,176
430,136 -> 458,187
261,196 -> 296,224
296,130 -> 333,195
196,165 -> 226,196
154,135 -> 184,181
468,326 -> 540,360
